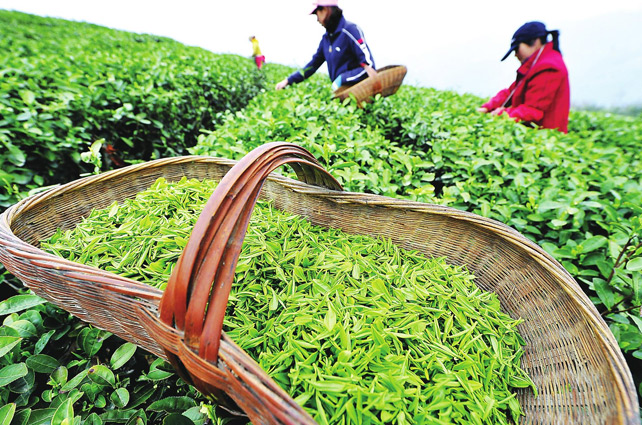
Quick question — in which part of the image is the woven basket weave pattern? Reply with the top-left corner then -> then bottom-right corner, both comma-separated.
333,65 -> 407,106
0,145 -> 639,424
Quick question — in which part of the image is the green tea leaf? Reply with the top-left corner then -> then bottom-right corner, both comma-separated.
77,327 -> 106,357
111,388 -> 131,408
0,363 -> 28,386
148,397 -> 197,413
0,403 -> 16,425
26,408 -> 56,425
580,236 -> 607,254
0,295 -> 46,315
110,342 -> 137,370
84,413 -> 103,425
26,354 -> 60,374
60,370 -> 88,392
0,335 -> 21,358
87,365 -> 116,387
626,257 -> 642,271
6,320 -> 37,339
51,399 -> 73,425
162,414 -> 194,425
593,279 -> 616,309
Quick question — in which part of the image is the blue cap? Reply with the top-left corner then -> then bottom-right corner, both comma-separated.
501,21 -> 548,61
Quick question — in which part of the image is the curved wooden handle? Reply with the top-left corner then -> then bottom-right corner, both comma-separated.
159,142 -> 342,365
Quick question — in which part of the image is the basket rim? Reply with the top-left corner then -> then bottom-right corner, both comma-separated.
333,64 -> 407,100
0,154 -> 638,422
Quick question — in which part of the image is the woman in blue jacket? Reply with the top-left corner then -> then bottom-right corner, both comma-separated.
275,0 -> 376,91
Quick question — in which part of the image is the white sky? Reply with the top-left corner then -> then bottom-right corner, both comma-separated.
2,0 -> 641,108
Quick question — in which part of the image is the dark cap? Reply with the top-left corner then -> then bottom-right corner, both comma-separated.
501,21 -> 548,61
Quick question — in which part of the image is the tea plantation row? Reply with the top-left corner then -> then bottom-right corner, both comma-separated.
0,10 -> 266,208
1,9 -> 640,424
193,66 -> 642,409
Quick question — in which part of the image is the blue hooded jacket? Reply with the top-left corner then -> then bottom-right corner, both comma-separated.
287,15 -> 375,86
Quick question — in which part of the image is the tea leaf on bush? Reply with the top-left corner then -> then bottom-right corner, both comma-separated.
162,413 -> 195,425
27,408 -> 56,425
51,399 -> 73,425
0,363 -> 28,386
124,410 -> 146,425
148,397 -> 197,413
60,370 -> 88,392
83,413 -> 103,425
626,257 -> 642,271
0,336 -> 21,358
0,295 -> 46,316
25,354 -> 59,374
50,366 -> 68,387
33,330 -> 55,356
99,409 -> 141,423
77,327 -> 107,357
110,342 -> 137,370
87,365 -> 116,388
111,388 -> 131,409
0,403 -> 16,425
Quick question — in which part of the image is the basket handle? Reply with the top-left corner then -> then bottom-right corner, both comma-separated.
159,142 -> 343,365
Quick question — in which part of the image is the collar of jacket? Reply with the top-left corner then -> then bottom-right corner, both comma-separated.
517,42 -> 553,77
326,15 -> 347,39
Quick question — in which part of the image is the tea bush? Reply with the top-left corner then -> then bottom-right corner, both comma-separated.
0,294 -> 240,425
0,10 -> 266,208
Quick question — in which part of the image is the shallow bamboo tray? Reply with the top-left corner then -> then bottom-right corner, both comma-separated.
0,142 -> 638,424
333,65 -> 407,106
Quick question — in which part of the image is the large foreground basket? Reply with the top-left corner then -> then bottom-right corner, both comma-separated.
333,65 -> 407,106
0,142 -> 639,424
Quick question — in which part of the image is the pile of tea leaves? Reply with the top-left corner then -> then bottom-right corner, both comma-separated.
42,177 -> 536,425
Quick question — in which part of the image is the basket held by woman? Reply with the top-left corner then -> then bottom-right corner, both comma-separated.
333,64 -> 407,106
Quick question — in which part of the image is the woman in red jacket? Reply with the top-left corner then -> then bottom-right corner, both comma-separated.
479,21 -> 570,133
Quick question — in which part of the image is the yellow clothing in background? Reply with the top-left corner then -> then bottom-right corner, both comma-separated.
251,38 -> 262,57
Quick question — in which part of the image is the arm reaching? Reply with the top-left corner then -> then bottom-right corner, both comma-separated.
275,79 -> 289,90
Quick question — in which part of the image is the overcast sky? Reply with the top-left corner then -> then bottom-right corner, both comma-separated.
3,0 -> 641,108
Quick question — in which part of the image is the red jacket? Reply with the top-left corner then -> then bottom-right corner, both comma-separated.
483,42 -> 570,133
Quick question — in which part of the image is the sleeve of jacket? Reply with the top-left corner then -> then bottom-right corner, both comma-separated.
287,40 -> 326,85
504,67 -> 565,123
338,25 -> 375,84
482,86 -> 513,111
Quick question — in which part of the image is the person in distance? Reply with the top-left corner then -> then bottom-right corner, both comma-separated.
249,35 -> 266,70
478,21 -> 570,133
275,0 -> 376,91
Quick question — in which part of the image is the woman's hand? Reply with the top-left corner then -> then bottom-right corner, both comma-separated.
275,79 -> 289,90
364,65 -> 378,79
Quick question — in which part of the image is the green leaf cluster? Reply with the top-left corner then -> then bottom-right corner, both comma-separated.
0,10 -> 267,208
0,293 -> 240,425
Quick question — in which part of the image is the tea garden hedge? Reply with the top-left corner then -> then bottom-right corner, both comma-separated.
1,9 -> 641,424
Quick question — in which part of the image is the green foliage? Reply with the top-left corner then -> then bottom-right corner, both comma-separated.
192,77 -> 642,407
0,293 -> 242,425
0,10 -> 267,208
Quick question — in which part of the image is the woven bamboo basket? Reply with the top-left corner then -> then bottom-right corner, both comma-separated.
0,142 -> 639,424
333,65 -> 407,106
